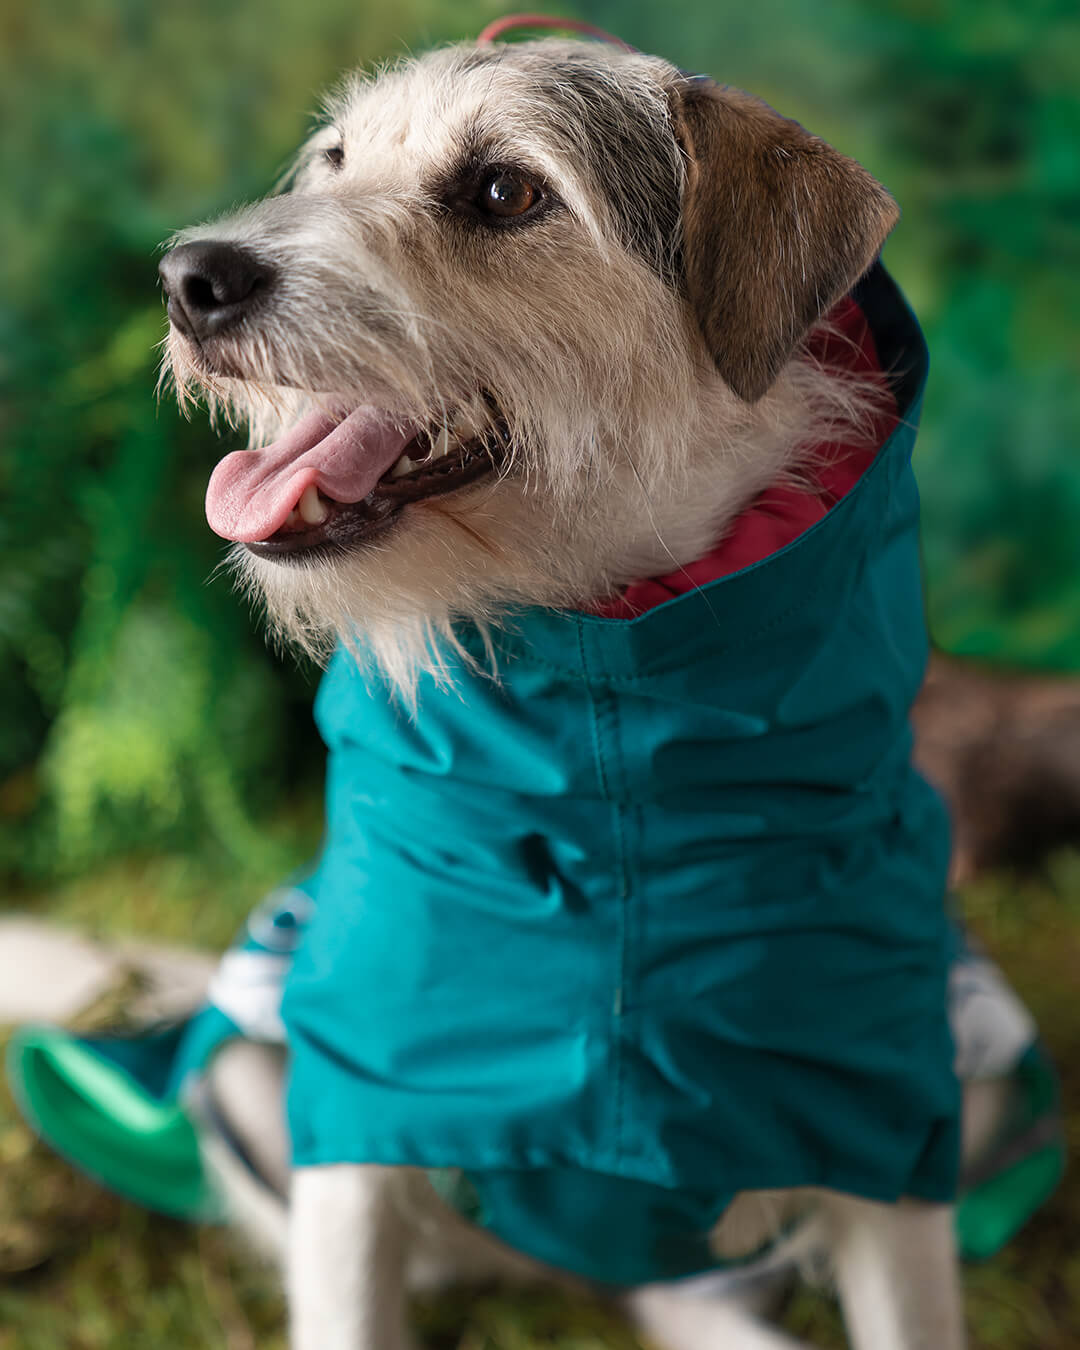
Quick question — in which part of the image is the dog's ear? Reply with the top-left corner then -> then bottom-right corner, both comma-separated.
670,79 -> 899,402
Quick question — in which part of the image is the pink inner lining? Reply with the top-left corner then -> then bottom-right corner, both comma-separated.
592,297 -> 899,620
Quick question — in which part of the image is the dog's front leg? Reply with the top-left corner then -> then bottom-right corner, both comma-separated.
289,1164 -> 417,1350
626,1283 -> 814,1350
825,1195 -> 965,1350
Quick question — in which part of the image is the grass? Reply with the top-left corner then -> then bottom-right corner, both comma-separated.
1,826 -> 1077,1348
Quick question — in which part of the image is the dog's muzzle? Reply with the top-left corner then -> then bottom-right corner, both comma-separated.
160,236 -> 511,564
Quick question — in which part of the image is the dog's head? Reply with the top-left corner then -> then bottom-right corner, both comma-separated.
159,38 -> 897,686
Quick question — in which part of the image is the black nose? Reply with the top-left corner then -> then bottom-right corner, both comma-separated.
159,242 -> 274,343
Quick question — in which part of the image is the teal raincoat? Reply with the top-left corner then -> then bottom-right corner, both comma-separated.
280,264 -> 960,1285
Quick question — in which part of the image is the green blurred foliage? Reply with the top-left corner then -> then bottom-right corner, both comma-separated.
1,0 -> 1078,882
0,0 -> 503,881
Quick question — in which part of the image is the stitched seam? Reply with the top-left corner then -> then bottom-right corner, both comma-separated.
576,620 -> 630,1168
603,686 -> 632,1166
576,620 -> 612,799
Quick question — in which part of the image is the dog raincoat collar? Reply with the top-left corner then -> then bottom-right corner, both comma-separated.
281,263 -> 960,1286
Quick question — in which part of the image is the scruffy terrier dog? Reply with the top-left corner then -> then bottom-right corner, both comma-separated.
159,31 -> 974,1350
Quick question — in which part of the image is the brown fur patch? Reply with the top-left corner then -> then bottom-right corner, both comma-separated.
672,80 -> 900,401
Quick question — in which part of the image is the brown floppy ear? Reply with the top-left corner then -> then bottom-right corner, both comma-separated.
671,78 -> 899,402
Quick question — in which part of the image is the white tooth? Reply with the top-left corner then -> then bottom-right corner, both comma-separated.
429,427 -> 452,460
297,484 -> 328,525
453,394 -> 486,440
390,454 -> 416,479
451,403 -> 484,439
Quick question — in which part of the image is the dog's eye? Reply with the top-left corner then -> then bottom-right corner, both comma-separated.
478,170 -> 539,219
324,144 -> 345,170
442,164 -> 550,229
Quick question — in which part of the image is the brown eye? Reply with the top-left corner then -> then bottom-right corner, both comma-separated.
480,171 -> 538,217
324,144 -> 344,170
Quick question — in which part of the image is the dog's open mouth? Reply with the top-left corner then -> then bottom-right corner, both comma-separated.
205,396 -> 507,562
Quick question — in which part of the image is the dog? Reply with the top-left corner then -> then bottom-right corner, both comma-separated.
158,30 -> 978,1350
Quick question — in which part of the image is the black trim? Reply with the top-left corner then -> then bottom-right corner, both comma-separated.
852,261 -> 929,415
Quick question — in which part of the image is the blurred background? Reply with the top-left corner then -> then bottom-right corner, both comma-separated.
1,1 -> 1078,1346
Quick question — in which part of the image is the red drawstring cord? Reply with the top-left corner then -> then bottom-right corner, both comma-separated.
476,14 -> 634,50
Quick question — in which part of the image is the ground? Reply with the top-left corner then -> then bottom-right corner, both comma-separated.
1,825 -> 1077,1349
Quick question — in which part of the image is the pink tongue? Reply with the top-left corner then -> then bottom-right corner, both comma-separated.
205,406 -> 421,542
